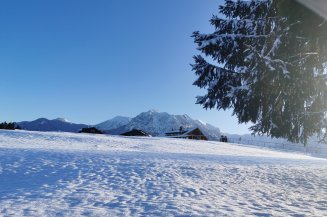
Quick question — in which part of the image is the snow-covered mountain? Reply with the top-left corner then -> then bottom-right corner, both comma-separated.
105,110 -> 221,140
95,116 -> 132,131
18,118 -> 88,133
16,111 -> 221,140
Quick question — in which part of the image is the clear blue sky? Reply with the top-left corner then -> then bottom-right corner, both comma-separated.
0,0 -> 251,134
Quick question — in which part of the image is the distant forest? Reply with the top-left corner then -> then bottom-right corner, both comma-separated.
0,122 -> 20,130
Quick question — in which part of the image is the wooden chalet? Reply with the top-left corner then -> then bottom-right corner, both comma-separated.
120,129 -> 150,137
165,127 -> 208,140
79,127 -> 103,134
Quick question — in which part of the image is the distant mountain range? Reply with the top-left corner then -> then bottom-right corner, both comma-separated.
98,110 -> 222,140
16,110 -> 221,140
101,110 -> 221,140
18,118 -> 88,133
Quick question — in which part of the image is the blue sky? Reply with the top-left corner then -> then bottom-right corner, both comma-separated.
0,0 -> 251,134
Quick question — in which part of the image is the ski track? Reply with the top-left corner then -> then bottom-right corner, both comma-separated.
0,130 -> 326,216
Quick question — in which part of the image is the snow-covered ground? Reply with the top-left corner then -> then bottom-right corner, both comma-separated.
0,130 -> 326,216
227,134 -> 327,159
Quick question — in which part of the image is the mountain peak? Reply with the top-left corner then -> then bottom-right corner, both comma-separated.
17,118 -> 87,132
147,109 -> 159,114
106,111 -> 221,140
95,116 -> 132,131
112,116 -> 131,120
34,118 -> 49,122
53,118 -> 69,123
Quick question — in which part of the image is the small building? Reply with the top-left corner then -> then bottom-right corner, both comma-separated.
220,135 -> 228,142
79,127 -> 103,134
120,129 -> 150,137
165,127 -> 208,140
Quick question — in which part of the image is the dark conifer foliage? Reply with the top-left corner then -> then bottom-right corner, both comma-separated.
0,122 -> 20,130
192,0 -> 327,144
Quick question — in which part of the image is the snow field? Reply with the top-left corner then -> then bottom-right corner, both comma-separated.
0,130 -> 326,216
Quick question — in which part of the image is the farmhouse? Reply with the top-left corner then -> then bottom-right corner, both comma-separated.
121,129 -> 150,137
165,127 -> 208,140
79,127 -> 103,134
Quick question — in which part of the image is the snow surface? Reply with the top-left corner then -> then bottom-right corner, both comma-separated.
227,134 -> 327,159
0,130 -> 326,216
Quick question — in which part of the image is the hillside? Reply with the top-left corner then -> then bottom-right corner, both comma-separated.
18,118 -> 88,132
95,116 -> 132,131
0,130 -> 326,216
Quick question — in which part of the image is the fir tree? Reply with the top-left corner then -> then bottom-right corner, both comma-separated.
192,0 -> 327,144
0,122 -> 20,130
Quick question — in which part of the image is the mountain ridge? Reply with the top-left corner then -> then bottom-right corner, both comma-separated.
16,111 -> 221,140
103,110 -> 221,140
18,118 -> 88,133
95,116 -> 132,131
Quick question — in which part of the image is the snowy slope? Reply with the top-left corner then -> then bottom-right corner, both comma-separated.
226,133 -> 327,158
17,118 -> 88,133
95,116 -> 131,131
107,110 -> 221,140
0,130 -> 326,216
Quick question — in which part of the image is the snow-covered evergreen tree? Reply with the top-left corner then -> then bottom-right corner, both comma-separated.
192,0 -> 327,144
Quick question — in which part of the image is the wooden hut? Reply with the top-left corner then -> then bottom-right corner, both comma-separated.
165,127 -> 208,140
120,129 -> 150,137
79,127 -> 103,134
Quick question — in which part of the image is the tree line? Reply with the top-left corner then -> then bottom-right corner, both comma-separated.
0,122 -> 21,130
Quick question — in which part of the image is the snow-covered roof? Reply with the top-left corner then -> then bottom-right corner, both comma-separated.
181,127 -> 198,136
165,127 -> 204,137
